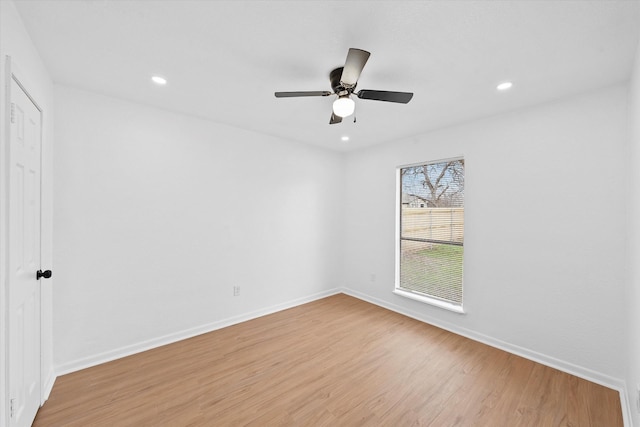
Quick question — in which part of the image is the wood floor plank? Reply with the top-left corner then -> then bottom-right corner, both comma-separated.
33,294 -> 623,426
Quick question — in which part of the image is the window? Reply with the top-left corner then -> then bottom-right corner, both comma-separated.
396,158 -> 465,311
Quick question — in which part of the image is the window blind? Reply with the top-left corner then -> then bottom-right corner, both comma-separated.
399,159 -> 464,304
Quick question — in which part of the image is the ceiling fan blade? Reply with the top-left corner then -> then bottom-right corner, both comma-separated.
357,90 -> 413,104
340,48 -> 371,87
275,91 -> 332,98
329,112 -> 342,125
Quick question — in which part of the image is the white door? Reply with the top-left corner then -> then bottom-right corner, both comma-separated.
8,76 -> 42,427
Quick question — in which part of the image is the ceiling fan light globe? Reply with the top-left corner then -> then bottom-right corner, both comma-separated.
333,97 -> 355,118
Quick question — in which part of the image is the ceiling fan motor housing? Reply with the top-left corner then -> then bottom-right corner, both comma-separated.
330,67 -> 353,96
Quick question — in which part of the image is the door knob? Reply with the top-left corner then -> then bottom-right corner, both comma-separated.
36,270 -> 52,280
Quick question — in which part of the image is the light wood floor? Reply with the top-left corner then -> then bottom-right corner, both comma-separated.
34,294 -> 623,426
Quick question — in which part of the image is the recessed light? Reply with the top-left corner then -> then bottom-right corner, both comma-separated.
341,136 -> 349,142
151,75 -> 167,85
496,81 -> 513,91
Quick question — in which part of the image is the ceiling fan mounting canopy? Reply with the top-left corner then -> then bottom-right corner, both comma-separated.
275,48 -> 413,124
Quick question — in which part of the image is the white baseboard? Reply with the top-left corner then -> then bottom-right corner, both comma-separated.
341,288 -> 631,426
55,288 -> 342,376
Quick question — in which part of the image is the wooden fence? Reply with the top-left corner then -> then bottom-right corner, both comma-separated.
401,207 -> 464,244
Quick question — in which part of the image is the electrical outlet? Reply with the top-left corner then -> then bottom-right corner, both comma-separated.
233,286 -> 240,297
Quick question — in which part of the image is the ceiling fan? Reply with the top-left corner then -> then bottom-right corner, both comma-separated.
275,48 -> 413,124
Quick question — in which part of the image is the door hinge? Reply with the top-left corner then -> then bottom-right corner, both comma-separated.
10,103 -> 16,124
10,398 -> 16,418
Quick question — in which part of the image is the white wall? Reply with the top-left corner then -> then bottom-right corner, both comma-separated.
53,85 -> 344,372
627,33 -> 640,426
0,0 -> 55,422
343,85 -> 629,387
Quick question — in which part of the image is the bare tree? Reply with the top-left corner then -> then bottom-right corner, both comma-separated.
402,160 -> 464,208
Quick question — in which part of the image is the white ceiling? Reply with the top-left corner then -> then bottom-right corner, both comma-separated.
14,0 -> 640,152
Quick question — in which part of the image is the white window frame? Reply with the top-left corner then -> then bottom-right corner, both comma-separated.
394,157 -> 466,314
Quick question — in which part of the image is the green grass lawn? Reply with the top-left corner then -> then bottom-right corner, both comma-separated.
400,243 -> 463,303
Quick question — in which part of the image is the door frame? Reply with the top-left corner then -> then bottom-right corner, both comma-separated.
1,55 -> 46,427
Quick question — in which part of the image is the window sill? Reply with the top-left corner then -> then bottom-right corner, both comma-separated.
393,289 -> 466,314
